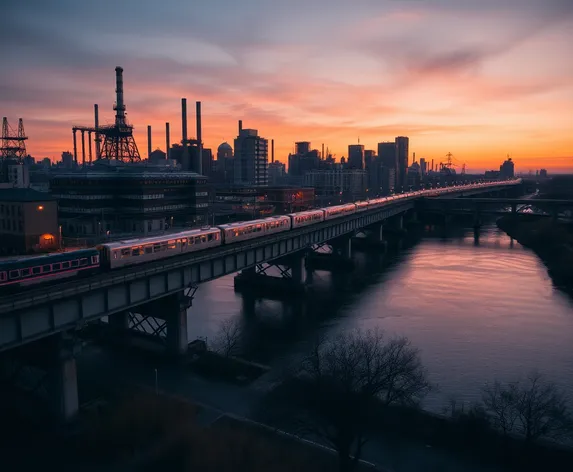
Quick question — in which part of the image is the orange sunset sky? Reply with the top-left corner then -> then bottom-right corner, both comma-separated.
2,0 -> 572,172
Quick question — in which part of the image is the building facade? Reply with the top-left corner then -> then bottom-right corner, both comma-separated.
303,169 -> 367,204
395,136 -> 409,190
50,162 -> 209,241
347,144 -> 365,170
234,128 -> 268,187
0,188 -> 59,255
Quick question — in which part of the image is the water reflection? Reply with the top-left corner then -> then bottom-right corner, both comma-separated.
189,224 -> 573,411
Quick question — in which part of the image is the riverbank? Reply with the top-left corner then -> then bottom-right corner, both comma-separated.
496,215 -> 573,288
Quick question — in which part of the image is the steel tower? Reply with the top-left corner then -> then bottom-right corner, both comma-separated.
1,117 -> 28,161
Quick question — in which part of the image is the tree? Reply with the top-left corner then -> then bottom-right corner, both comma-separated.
482,371 -> 572,442
212,318 -> 242,358
266,328 -> 432,472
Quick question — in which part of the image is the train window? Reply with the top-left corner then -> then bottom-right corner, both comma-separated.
62,261 -> 71,269
9,270 -> 19,279
194,236 -> 201,244
145,246 -> 153,254
160,242 -> 167,251
168,240 -> 176,250
0,272 -> 6,282
71,260 -> 79,268
21,268 -> 31,277
32,266 -> 41,275
121,248 -> 130,257
92,255 -> 99,264
42,264 -> 51,272
201,235 -> 207,243
53,263 -> 61,271
79,258 -> 88,266
153,243 -> 161,252
207,234 -> 213,241
188,238 -> 194,245
132,248 -> 140,256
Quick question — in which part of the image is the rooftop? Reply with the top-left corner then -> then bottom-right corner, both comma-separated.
0,187 -> 56,202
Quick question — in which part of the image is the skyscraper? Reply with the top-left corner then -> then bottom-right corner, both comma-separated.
378,141 -> 397,189
234,124 -> 268,187
347,144 -> 365,170
395,136 -> 409,190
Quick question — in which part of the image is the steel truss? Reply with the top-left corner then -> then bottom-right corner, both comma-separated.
255,262 -> 295,279
311,242 -> 333,254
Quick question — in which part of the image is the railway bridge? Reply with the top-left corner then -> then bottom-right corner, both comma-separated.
0,179 -> 521,420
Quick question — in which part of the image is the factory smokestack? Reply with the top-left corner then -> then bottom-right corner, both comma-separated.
271,139 -> 274,163
94,104 -> 100,159
114,67 -> 126,125
431,159 -> 434,172
322,143 -> 325,160
196,101 -> 202,175
147,125 -> 152,159
181,98 -> 189,170
165,122 -> 170,161
238,120 -> 242,135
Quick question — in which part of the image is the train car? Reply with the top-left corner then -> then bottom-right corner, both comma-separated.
367,197 -> 387,209
289,209 -> 325,229
355,201 -> 370,212
217,215 -> 291,244
323,203 -> 357,220
99,227 -> 222,270
0,248 -> 100,290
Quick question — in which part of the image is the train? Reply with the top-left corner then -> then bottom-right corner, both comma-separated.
0,182 -> 515,291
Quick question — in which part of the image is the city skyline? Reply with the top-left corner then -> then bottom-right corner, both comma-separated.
2,0 -> 572,172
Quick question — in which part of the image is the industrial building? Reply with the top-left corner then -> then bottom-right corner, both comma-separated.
0,188 -> 59,255
50,162 -> 209,242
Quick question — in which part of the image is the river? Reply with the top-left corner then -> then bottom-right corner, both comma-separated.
188,223 -> 573,412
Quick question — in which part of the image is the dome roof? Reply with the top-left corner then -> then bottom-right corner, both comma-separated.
218,142 -> 232,151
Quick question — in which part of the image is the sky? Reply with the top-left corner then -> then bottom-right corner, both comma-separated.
2,0 -> 572,173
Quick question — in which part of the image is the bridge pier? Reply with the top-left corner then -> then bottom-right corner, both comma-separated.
234,253 -> 307,300
306,235 -> 354,271
165,293 -> 189,357
351,223 -> 387,250
0,332 -> 79,422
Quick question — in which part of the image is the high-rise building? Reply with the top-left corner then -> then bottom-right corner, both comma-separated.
377,141 -> 397,189
395,136 -> 409,190
268,161 -> 286,185
62,151 -> 74,169
347,144 -> 365,170
234,125 -> 268,187
295,142 -> 311,155
500,158 -> 515,179
419,158 -> 427,176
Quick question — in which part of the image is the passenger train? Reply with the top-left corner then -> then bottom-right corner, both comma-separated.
0,181 -> 517,291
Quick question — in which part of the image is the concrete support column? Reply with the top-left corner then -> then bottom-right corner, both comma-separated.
375,223 -> 384,242
165,293 -> 188,356
396,214 -> 404,230
108,311 -> 129,343
290,256 -> 304,284
48,333 -> 79,422
337,236 -> 352,259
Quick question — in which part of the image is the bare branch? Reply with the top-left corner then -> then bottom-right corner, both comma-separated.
211,318 -> 242,358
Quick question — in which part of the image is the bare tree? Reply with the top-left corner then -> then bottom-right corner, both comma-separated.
212,318 -> 242,358
266,328 -> 432,472
482,381 -> 520,436
482,372 -> 572,442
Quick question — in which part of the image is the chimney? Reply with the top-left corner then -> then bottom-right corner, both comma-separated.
147,125 -> 152,159
165,122 -> 170,161
114,66 -> 126,125
238,120 -> 242,135
94,104 -> 100,159
196,101 -> 202,175
413,152 -> 416,163
322,143 -> 325,160
431,159 -> 434,172
181,98 -> 189,170
271,139 -> 274,163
